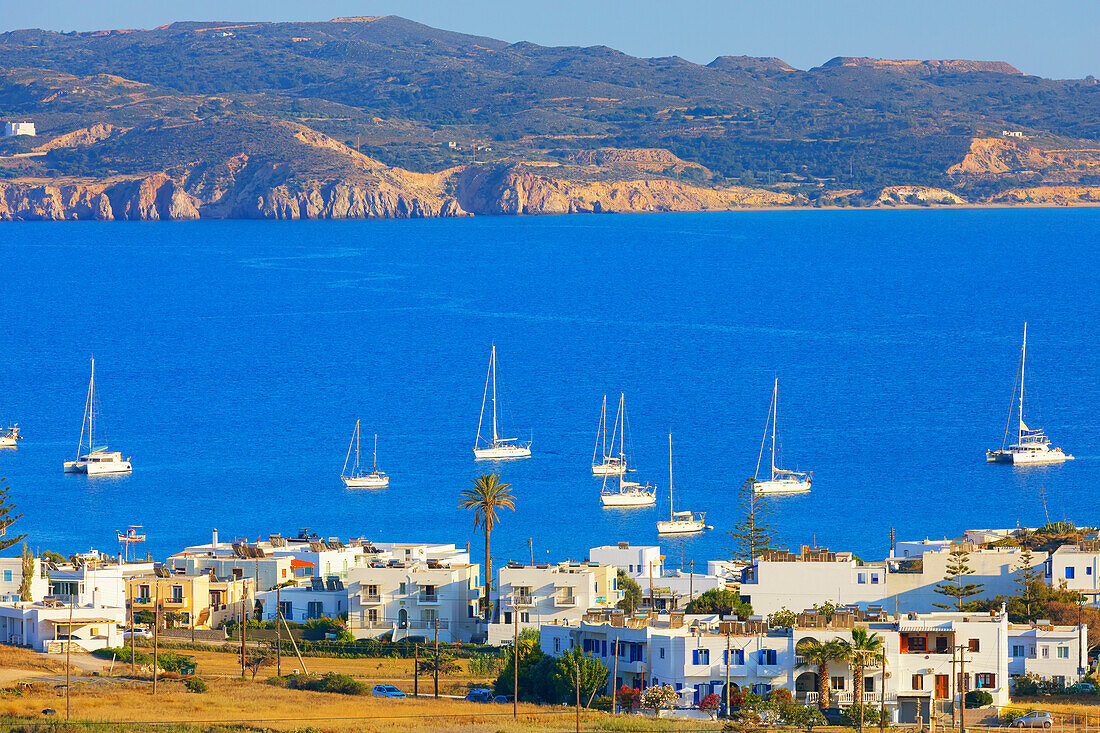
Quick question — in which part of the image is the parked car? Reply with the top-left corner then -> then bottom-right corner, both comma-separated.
121,627 -> 152,639
371,685 -> 407,698
464,689 -> 494,703
493,695 -> 514,704
1012,711 -> 1054,728
1068,682 -> 1097,695
821,708 -> 845,726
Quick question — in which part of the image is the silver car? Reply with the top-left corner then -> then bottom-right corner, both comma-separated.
1012,712 -> 1053,728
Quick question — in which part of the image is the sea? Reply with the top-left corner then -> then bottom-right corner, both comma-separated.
1,209 -> 1098,572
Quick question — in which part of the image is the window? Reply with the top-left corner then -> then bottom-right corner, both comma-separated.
468,605 -> 475,618
307,601 -> 323,619
935,636 -> 950,653
757,649 -> 777,665
1012,645 -> 1025,657
831,676 -> 846,691
1066,567 -> 1075,579
521,612 -> 530,623
503,612 -> 512,625
171,585 -> 184,603
968,638 -> 980,653
871,574 -> 880,585
601,640 -> 607,656
399,582 -> 406,594
3,570 -> 10,582
1054,676 -> 1066,687
1042,646 -> 1050,658
232,568 -> 243,578
865,677 -> 875,693
857,573 -> 867,584
368,609 -> 378,623
908,636 -> 927,652
693,649 -> 710,665
553,638 -> 560,653
660,647 -> 666,659
278,601 -> 292,619
724,649 -> 744,665
367,584 -> 378,597
423,609 -> 438,623
976,673 -> 996,689
138,584 -> 151,600
1058,646 -> 1070,659
912,675 -> 924,691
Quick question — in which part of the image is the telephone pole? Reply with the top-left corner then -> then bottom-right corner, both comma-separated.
276,585 -> 282,676
128,594 -> 135,678
611,638 -> 618,713
413,643 -> 419,697
648,561 -> 654,610
512,603 -> 519,718
529,538 -> 534,567
957,645 -> 967,733
152,585 -> 160,696
575,662 -> 581,733
433,618 -> 440,698
65,594 -> 73,720
725,628 -> 731,719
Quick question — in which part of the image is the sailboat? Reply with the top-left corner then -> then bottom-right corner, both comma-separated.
656,434 -> 707,534
63,358 -> 132,475
0,423 -> 21,448
751,378 -> 811,495
600,395 -> 656,507
592,395 -> 627,475
473,344 -> 532,460
342,420 -> 390,488
987,322 -> 1073,465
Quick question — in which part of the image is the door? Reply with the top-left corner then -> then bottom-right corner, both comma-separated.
935,674 -> 949,699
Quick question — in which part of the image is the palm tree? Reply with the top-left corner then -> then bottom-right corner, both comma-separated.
459,473 -> 516,622
839,627 -> 884,731
796,638 -> 848,710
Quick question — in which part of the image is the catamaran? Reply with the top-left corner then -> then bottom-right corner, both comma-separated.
342,420 -> 390,488
751,377 -> 811,495
600,394 -> 656,506
656,434 -> 707,534
0,423 -> 21,448
987,322 -> 1073,465
473,344 -> 532,460
592,394 -> 627,475
63,358 -> 132,475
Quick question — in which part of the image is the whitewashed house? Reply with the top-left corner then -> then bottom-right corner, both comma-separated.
0,556 -> 48,602
590,543 -> 663,578
257,576 -> 349,622
0,600 -> 124,652
47,556 -> 155,608
2,122 -> 35,137
1007,620 -> 1088,685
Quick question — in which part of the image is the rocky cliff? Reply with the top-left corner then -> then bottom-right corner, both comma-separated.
820,57 -> 1021,75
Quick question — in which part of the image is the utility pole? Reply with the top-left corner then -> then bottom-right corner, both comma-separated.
65,594 -> 73,720
240,594 -> 247,678
690,560 -> 694,602
413,643 -> 419,697
575,662 -> 581,733
152,585 -> 160,696
433,618 -> 440,698
880,642 -> 887,731
276,585 -> 282,676
128,593 -> 135,679
529,538 -> 534,567
611,638 -> 618,713
958,645 -> 967,733
725,629 -> 731,719
513,603 -> 519,718
648,561 -> 654,610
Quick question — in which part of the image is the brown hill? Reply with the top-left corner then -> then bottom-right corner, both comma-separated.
820,57 -> 1021,75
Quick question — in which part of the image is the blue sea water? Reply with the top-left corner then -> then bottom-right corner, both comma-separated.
1,209 -> 1098,570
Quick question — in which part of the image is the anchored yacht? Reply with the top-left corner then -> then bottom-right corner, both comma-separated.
342,420 -> 389,488
473,344 -> 532,460
63,359 -> 131,475
751,378 -> 812,495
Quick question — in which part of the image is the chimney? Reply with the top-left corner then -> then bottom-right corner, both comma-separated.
213,528 -> 219,548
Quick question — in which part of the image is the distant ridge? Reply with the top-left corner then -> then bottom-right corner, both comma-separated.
820,57 -> 1022,75
707,55 -> 796,73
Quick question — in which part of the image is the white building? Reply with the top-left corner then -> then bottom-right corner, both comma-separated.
590,543 -> 663,578
347,558 -> 481,643
485,561 -> 620,645
541,608 -> 1082,722
1046,545 -> 1100,604
737,547 -> 888,616
257,576 -> 349,623
887,546 -> 1048,614
0,600 -> 124,652
47,556 -> 155,609
168,552 -> 296,592
1008,620 -> 1088,686
372,542 -> 469,566
2,122 -> 35,137
0,556 -> 48,602
893,539 -> 953,560
179,530 -> 379,582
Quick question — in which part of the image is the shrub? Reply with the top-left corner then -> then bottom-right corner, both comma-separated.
184,677 -> 208,693
316,673 -> 366,695
1003,708 -> 1033,723
616,685 -> 642,712
965,690 -> 993,708
786,705 -> 828,731
840,703 -> 882,728
699,693 -> 721,713
641,684 -> 679,712
591,695 -> 613,712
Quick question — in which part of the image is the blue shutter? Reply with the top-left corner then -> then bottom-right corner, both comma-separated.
693,650 -> 700,665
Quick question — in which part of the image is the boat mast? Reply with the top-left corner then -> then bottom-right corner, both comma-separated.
77,358 -> 92,458
342,420 -> 357,478
1019,322 -> 1027,442
618,393 -> 626,466
491,345 -> 499,446
593,395 -> 606,466
770,378 -> 778,481
668,433 -> 674,521
475,346 -> 492,449
373,433 -> 379,471
355,420 -> 361,474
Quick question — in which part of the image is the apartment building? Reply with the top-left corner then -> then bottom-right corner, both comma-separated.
257,576 -> 349,622
0,555 -> 48,602
346,558 -> 480,643
590,543 -> 663,578
127,572 -> 253,630
168,552 -> 295,592
485,561 -> 620,644
47,557 -> 155,608
0,600 -> 124,652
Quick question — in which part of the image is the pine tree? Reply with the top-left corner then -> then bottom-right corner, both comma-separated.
933,545 -> 986,611
728,478 -> 778,565
0,480 -> 26,553
1014,546 -> 1043,619
18,543 -> 33,601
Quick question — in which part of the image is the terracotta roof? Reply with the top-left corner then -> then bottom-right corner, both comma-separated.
290,559 -> 316,568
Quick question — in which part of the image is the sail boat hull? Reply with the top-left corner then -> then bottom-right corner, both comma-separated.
473,443 -> 532,460
657,518 -> 707,534
752,477 -> 812,495
343,473 -> 390,488
0,437 -> 16,448
986,447 -> 1073,465
65,454 -> 132,474
592,458 -> 627,476
601,486 -> 657,507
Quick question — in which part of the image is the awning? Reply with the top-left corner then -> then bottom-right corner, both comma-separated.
47,618 -> 117,626
290,559 -> 315,568
899,621 -> 954,633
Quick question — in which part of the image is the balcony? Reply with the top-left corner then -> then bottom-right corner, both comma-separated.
507,594 -> 535,607
407,619 -> 449,630
418,592 -> 440,604
554,593 -> 577,607
361,593 -> 382,604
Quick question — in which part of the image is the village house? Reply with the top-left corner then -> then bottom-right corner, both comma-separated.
127,572 -> 253,630
0,599 -> 124,652
47,553 -> 155,609
0,555 -> 48,602
2,121 -> 35,137
257,576 -> 349,623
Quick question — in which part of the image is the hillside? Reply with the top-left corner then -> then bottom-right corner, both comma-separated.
0,15 -> 1098,220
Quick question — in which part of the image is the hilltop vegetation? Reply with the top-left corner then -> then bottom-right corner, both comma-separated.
0,15 -> 1098,219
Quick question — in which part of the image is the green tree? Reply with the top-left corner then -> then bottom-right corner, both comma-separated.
1015,547 -> 1042,619
684,588 -> 752,617
839,627 -> 884,729
18,543 -> 34,601
796,638 -> 848,710
551,646 -> 608,708
728,478 -> 777,565
615,569 -> 642,613
933,545 -> 986,611
767,607 -> 797,628
459,474 -> 515,621
492,631 -> 544,700
0,480 -> 27,552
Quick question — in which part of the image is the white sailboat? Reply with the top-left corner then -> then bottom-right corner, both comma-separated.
987,322 -> 1073,465
751,378 -> 811,495
0,423 -> 21,448
342,420 -> 390,488
656,434 -> 707,534
473,344 -> 532,460
592,394 -> 627,475
63,358 -> 132,475
600,395 -> 656,507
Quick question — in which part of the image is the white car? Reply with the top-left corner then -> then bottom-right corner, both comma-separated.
1012,712 -> 1054,729
121,627 -> 152,639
